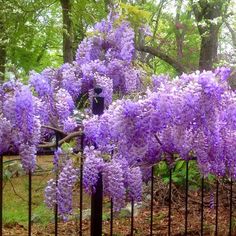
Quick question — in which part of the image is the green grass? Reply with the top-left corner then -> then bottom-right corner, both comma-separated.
3,165 -> 54,226
3,176 -> 53,225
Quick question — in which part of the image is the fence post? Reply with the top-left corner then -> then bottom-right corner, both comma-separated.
28,170 -> 32,236
185,160 -> 189,236
79,133 -> 84,236
90,87 -> 104,236
0,155 -> 3,236
168,166 -> 172,236
54,131 -> 62,236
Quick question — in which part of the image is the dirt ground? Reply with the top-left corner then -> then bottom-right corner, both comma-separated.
3,182 -> 236,236
3,156 -> 236,235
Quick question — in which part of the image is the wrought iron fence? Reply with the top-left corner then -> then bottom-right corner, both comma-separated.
0,91 -> 235,236
0,151 -> 235,236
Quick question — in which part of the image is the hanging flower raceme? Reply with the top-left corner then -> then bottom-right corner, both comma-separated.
45,159 -> 78,220
1,82 -> 41,173
0,116 -> 13,155
83,146 -> 104,193
19,144 -> 37,173
57,159 -> 78,220
103,159 -> 126,210
75,14 -> 142,98
29,71 -> 52,98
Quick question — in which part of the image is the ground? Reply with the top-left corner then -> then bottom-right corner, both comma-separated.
2,156 -> 236,235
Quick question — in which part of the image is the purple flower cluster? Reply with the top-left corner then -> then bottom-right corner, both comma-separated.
45,179 -> 56,209
57,159 -> 78,219
103,160 -> 126,210
83,146 -> 104,193
126,167 -> 142,202
82,146 -> 143,209
0,117 -> 12,154
0,81 -> 41,172
29,71 -> 52,97
83,68 -> 236,204
29,68 -> 77,134
19,144 -> 37,173
45,159 -> 78,219
28,14 -> 141,118
75,15 -> 141,97
55,88 -> 75,121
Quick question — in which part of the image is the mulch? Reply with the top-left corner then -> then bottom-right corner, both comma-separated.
3,177 -> 236,236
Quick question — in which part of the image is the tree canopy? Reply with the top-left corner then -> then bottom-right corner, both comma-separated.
0,0 -> 235,81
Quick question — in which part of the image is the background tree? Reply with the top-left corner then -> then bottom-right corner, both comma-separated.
134,0 -> 233,74
0,0 -> 235,81
0,0 -> 62,81
191,0 -> 231,70
0,0 -> 107,81
0,16 -> 6,82
60,0 -> 73,63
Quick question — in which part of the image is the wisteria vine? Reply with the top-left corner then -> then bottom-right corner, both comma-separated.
82,67 -> 234,209
0,12 -> 235,219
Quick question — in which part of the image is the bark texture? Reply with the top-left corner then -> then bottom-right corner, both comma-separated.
60,0 -> 73,63
192,0 -> 230,70
136,44 -> 187,74
0,19 -> 6,82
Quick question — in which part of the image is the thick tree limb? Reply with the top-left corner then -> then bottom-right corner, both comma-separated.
41,125 -> 66,135
136,44 -> 187,74
39,131 -> 83,148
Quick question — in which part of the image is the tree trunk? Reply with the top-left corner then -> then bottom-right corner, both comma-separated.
175,0 -> 184,62
225,21 -> 236,49
199,25 -> 219,70
191,0 -> 228,71
104,0 -> 111,13
0,19 -> 6,83
0,46 -> 6,83
60,0 -> 73,63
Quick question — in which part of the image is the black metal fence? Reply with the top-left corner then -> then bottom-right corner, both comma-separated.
0,91 -> 235,236
1,152 -> 235,235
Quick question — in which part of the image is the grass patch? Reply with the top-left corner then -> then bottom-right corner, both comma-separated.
3,156 -> 54,226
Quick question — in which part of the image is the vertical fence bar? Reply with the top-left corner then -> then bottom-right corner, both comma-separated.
229,178 -> 233,236
168,167 -> 172,236
28,171 -> 32,236
110,150 -> 114,236
90,87 -> 104,236
79,134 -> 84,236
91,173 -> 103,236
150,166 -> 154,236
110,199 -> 113,236
54,132 -> 60,236
185,161 -> 189,236
201,177 -> 204,236
0,155 -> 3,236
131,198 -> 134,236
215,180 -> 219,236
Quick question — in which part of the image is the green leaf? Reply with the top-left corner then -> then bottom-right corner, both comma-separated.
174,160 -> 185,172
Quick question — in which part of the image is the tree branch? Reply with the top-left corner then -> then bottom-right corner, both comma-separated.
41,125 -> 66,135
136,44 -> 187,74
39,131 -> 82,148
225,21 -> 236,49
